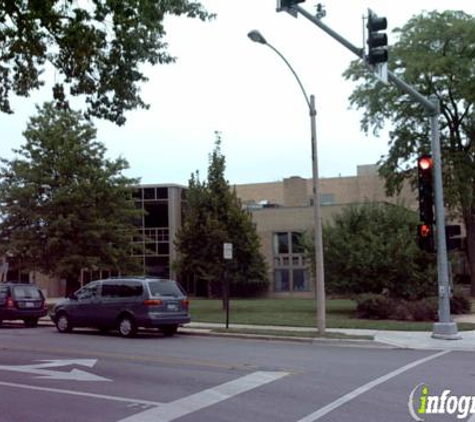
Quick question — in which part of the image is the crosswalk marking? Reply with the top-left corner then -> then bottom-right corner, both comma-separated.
117,371 -> 289,422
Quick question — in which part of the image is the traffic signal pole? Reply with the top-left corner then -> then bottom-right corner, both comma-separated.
287,4 -> 460,339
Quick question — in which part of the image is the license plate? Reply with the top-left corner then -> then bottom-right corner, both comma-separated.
167,304 -> 178,311
25,302 -> 34,308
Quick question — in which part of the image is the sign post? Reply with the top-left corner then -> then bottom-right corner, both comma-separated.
223,243 -> 233,329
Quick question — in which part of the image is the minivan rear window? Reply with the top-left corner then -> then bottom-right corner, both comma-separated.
148,280 -> 185,297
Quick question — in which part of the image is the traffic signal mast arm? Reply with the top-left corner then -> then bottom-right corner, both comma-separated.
292,5 -> 436,113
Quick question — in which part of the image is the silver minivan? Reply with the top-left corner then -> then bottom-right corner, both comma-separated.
50,277 -> 190,337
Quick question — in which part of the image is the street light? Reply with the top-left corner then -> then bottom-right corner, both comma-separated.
248,29 -> 326,334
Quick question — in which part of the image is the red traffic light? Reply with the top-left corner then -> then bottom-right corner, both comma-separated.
419,224 -> 432,238
418,156 -> 433,171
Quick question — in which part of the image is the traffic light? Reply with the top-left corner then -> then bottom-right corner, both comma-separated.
417,155 -> 434,225
277,0 -> 305,10
418,223 -> 434,253
366,10 -> 388,65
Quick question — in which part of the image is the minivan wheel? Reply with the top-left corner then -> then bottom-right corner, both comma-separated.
118,315 -> 137,338
24,318 -> 38,327
160,324 -> 178,337
56,313 -> 72,333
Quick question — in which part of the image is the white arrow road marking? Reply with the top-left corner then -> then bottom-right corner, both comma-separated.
0,359 -> 111,381
117,371 -> 289,422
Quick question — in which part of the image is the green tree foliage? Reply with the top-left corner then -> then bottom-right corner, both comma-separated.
322,203 -> 436,300
0,102 -> 142,283
343,11 -> 475,293
175,133 -> 268,297
0,1 -> 213,125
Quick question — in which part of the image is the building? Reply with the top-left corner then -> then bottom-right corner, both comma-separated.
234,165 -> 417,298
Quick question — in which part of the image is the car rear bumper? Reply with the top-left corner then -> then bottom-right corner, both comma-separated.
0,308 -> 47,320
138,313 -> 191,328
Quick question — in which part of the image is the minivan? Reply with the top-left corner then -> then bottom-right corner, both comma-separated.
50,277 -> 190,337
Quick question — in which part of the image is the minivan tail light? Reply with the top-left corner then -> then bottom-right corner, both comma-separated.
181,299 -> 189,308
6,296 -> 15,308
143,299 -> 162,306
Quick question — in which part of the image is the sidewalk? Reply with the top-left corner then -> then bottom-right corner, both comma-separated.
43,298 -> 475,351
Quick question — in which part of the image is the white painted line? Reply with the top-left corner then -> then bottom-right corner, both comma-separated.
117,371 -> 289,422
296,350 -> 451,422
0,380 -> 163,407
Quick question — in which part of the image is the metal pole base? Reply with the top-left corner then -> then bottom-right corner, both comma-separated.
432,322 -> 462,340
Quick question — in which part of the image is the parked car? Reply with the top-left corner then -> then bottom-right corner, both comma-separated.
50,277 -> 191,337
0,283 -> 47,327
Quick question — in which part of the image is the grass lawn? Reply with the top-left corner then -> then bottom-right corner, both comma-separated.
189,298 -> 475,332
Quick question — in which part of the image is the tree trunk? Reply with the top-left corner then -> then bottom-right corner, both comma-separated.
65,274 -> 80,296
463,209 -> 475,296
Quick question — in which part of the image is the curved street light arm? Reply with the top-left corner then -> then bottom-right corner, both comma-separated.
265,43 -> 312,112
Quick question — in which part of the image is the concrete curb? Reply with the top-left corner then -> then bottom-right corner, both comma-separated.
40,317 -> 387,347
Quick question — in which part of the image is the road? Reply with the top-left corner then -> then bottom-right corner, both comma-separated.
0,323 -> 474,422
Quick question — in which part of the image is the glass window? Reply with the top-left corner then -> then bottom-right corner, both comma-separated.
273,232 -> 289,254
321,193 -> 335,205
0,286 -> 8,298
157,243 -> 170,255
12,286 -> 43,299
274,269 -> 290,292
292,269 -> 309,291
76,283 -> 99,300
144,203 -> 169,227
156,188 -> 168,199
121,282 -> 143,297
144,188 -> 155,200
148,280 -> 185,297
291,232 -> 306,254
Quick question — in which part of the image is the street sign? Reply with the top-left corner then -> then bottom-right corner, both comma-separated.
223,243 -> 233,260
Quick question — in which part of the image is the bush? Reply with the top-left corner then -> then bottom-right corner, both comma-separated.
230,280 -> 269,298
356,294 -> 439,321
450,290 -> 471,314
407,298 -> 438,322
356,294 -> 395,319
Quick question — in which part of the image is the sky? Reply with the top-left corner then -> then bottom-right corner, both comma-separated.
1,0 -> 474,186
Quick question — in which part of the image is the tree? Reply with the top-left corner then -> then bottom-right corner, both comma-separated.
175,133 -> 268,297
321,203 -> 436,300
343,11 -> 475,294
0,1 -> 213,125
0,102 -> 142,291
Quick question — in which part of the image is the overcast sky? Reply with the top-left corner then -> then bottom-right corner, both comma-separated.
1,0 -> 474,186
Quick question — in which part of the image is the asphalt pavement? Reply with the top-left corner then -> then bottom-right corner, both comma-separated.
42,297 -> 475,351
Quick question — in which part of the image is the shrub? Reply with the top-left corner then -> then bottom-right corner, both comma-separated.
450,290 -> 471,314
356,294 -> 439,321
356,294 -> 395,319
408,298 -> 438,322
230,280 -> 269,298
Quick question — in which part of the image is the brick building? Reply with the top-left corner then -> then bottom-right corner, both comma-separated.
234,165 -> 417,297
